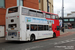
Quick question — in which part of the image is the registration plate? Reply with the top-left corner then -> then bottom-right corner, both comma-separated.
11,28 -> 14,30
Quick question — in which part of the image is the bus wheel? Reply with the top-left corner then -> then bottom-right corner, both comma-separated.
30,35 -> 35,42
53,33 -> 56,38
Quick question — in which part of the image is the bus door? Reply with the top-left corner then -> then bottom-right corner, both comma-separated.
56,26 -> 60,36
6,16 -> 19,40
26,24 -> 30,40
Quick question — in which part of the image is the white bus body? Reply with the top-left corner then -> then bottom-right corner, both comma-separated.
6,6 -> 53,41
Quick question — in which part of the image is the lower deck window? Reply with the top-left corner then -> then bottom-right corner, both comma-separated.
31,25 -> 37,31
38,25 -> 43,31
30,24 -> 49,31
8,24 -> 17,28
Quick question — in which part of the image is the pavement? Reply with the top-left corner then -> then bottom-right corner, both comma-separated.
0,28 -> 75,43
0,37 -> 5,43
60,28 -> 75,35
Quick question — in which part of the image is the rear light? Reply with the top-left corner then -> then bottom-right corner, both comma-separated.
18,32 -> 20,34
17,16 -> 19,18
6,32 -> 7,35
6,32 -> 7,34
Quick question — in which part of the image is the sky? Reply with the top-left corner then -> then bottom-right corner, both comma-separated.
53,0 -> 75,17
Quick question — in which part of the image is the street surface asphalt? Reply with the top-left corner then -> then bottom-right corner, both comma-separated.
0,29 -> 75,50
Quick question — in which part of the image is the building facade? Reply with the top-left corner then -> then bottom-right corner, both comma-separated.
67,12 -> 75,17
39,0 -> 53,13
0,0 -> 39,36
59,17 -> 75,28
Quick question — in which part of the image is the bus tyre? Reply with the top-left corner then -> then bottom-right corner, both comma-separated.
30,35 -> 35,42
53,33 -> 56,38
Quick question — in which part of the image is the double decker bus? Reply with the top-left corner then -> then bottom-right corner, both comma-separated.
6,6 -> 60,41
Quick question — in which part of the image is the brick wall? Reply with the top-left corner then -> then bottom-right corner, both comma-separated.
0,0 -> 17,26
5,0 -> 17,8
0,8 -> 6,25
24,0 -> 39,10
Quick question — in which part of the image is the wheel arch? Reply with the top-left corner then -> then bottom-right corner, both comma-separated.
30,33 -> 36,39
53,32 -> 56,38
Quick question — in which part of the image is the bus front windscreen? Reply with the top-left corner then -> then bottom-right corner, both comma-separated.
8,7 -> 18,13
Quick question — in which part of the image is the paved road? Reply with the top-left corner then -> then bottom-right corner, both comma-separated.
0,31 -> 75,50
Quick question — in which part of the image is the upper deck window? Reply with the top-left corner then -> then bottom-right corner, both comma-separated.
22,8 -> 28,15
37,11 -> 43,18
56,15 -> 59,19
46,13 -> 51,18
29,10 -> 36,17
51,15 -> 56,19
8,7 -> 18,13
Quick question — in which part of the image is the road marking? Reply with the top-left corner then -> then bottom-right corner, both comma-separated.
25,46 -> 43,50
54,39 -> 75,45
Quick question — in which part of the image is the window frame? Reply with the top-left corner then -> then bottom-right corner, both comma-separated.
38,25 -> 44,31
46,13 -> 51,18
8,7 -> 18,13
51,15 -> 56,19
36,11 -> 43,18
0,0 -> 5,8
30,24 -> 49,31
69,19 -> 74,21
55,15 -> 59,20
64,19 -> 68,21
8,24 -> 17,28
39,0 -> 40,3
22,8 -> 29,15
17,0 -> 23,6
30,24 -> 37,31
27,24 -> 29,30
29,10 -> 37,17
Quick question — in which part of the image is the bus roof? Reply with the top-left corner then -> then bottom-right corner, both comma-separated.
42,11 -> 58,15
8,6 -> 41,11
7,6 -> 58,16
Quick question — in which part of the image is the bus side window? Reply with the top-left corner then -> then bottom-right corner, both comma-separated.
46,25 -> 49,30
46,13 -> 50,18
8,7 -> 18,13
22,8 -> 28,15
31,25 -> 37,31
56,15 -> 58,20
37,11 -> 43,18
29,10 -> 36,17
43,25 -> 46,30
43,13 -> 45,18
52,15 -> 55,19
27,24 -> 29,30
38,25 -> 43,31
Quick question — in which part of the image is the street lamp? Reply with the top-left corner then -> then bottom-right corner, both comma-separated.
62,0 -> 64,32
